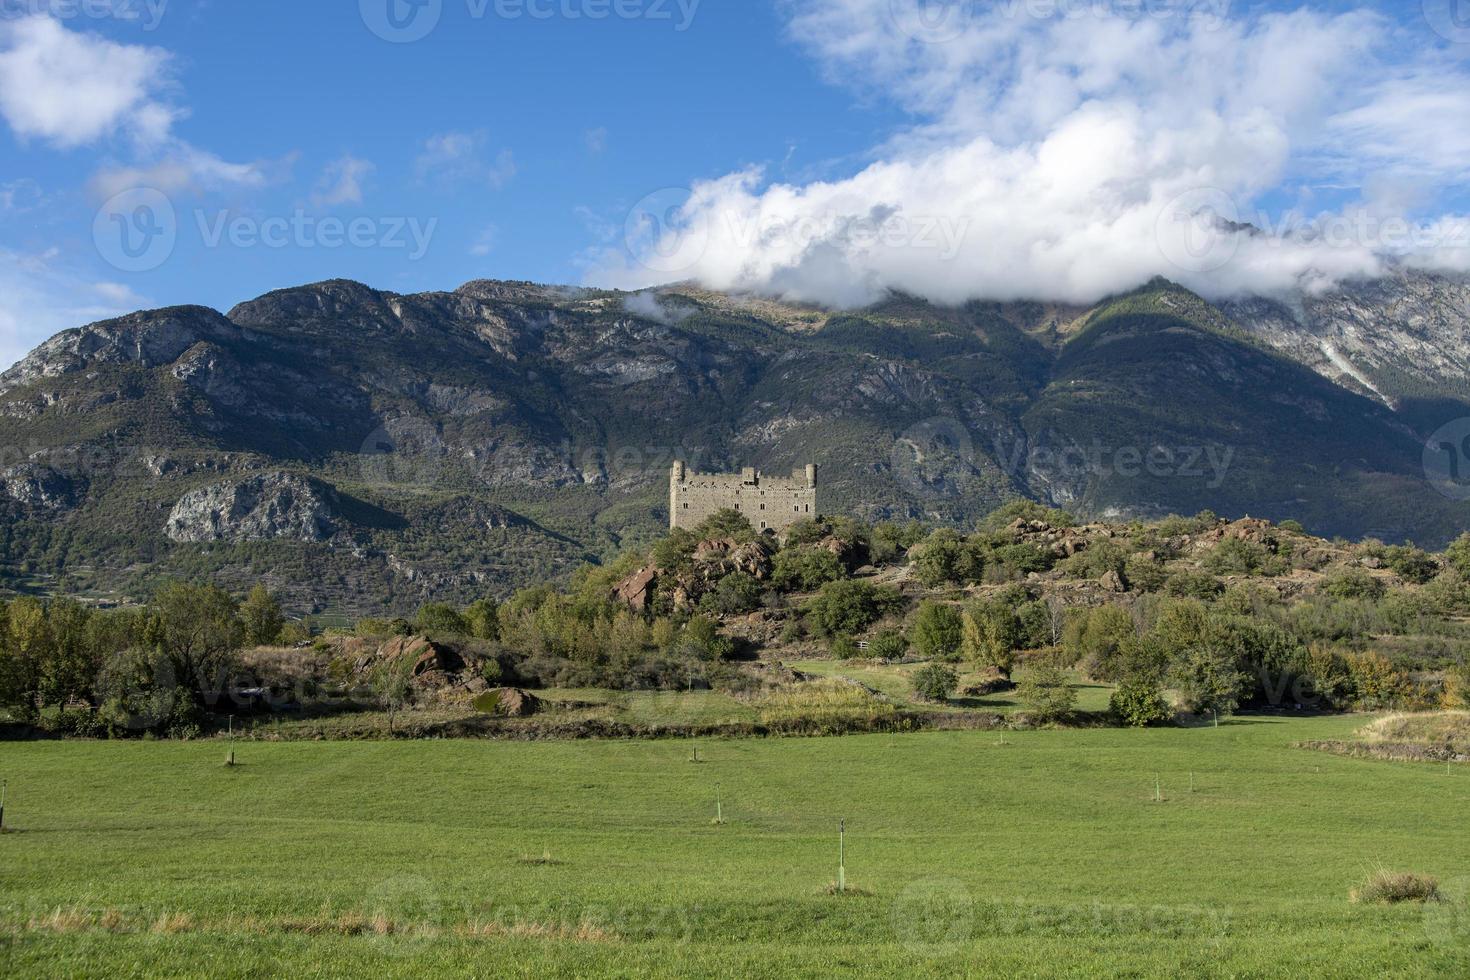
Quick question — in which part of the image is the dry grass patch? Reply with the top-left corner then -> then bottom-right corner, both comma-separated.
1351,869 -> 1442,905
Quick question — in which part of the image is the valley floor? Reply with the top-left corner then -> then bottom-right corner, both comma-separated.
2,716 -> 1467,977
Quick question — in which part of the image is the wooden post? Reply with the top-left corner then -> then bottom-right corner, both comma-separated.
1,779 -> 6,831
838,819 -> 846,893
1154,775 -> 1163,802
715,783 -> 724,825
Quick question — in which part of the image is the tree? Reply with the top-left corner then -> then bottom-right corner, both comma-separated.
1066,606 -> 1137,682
909,602 -> 964,661
700,572 -> 764,616
414,603 -> 469,636
1109,679 -> 1172,727
1446,533 -> 1470,578
463,599 -> 501,641
372,654 -> 417,735
805,581 -> 903,638
240,585 -> 285,646
867,629 -> 908,662
912,663 -> 958,702
1017,664 -> 1077,722
147,582 -> 245,710
680,615 -> 734,661
693,509 -> 755,541
1167,647 -> 1248,717
38,600 -> 96,709
961,601 -> 1023,678
771,547 -> 845,592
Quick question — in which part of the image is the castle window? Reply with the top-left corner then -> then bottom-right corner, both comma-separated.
683,503 -> 689,510
760,504 -> 765,511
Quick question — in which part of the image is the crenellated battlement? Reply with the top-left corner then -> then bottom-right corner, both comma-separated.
669,461 -> 818,532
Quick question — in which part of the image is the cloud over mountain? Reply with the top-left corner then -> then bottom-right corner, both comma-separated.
591,1 -> 1470,306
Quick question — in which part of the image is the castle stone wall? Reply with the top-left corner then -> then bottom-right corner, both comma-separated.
669,461 -> 818,532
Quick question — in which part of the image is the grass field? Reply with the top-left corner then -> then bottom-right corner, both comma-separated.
3,716 -> 1469,977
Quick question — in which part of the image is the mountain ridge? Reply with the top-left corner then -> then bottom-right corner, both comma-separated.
1,271 -> 1466,615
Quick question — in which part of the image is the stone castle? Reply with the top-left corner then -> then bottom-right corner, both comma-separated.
669,461 -> 819,532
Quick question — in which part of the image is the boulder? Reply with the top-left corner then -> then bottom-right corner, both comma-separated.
1100,569 -> 1128,593
612,564 -> 659,611
481,687 -> 541,717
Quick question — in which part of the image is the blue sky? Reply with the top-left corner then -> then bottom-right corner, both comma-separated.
1,0 -> 1468,367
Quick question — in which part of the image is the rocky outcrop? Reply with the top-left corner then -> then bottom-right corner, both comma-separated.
165,472 -> 340,543
2,463 -> 81,511
612,565 -> 659,612
0,307 -> 243,396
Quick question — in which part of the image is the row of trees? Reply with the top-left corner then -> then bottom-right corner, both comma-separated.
0,583 -> 286,736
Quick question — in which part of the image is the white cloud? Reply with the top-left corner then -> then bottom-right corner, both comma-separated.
587,2 -> 1470,306
0,14 -> 175,149
415,131 -> 517,189
89,146 -> 271,200
0,16 -> 268,200
311,155 -> 374,207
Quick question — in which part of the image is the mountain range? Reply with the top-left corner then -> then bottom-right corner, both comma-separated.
2,271 -> 1467,616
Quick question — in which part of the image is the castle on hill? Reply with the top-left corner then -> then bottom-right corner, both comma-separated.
669,461 -> 819,532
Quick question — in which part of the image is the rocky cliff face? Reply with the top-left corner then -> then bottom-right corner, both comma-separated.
164,472 -> 340,544
0,273 -> 1466,613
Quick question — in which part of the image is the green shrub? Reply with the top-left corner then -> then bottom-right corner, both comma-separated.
830,636 -> 860,660
911,663 -> 958,702
1164,570 -> 1224,600
805,581 -> 904,638
415,603 -> 469,636
700,572 -> 764,615
1323,568 -> 1386,601
772,548 -> 845,592
1110,680 -> 1172,727
1124,553 -> 1168,593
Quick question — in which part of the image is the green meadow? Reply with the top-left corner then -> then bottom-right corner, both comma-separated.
3,716 -> 1468,978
